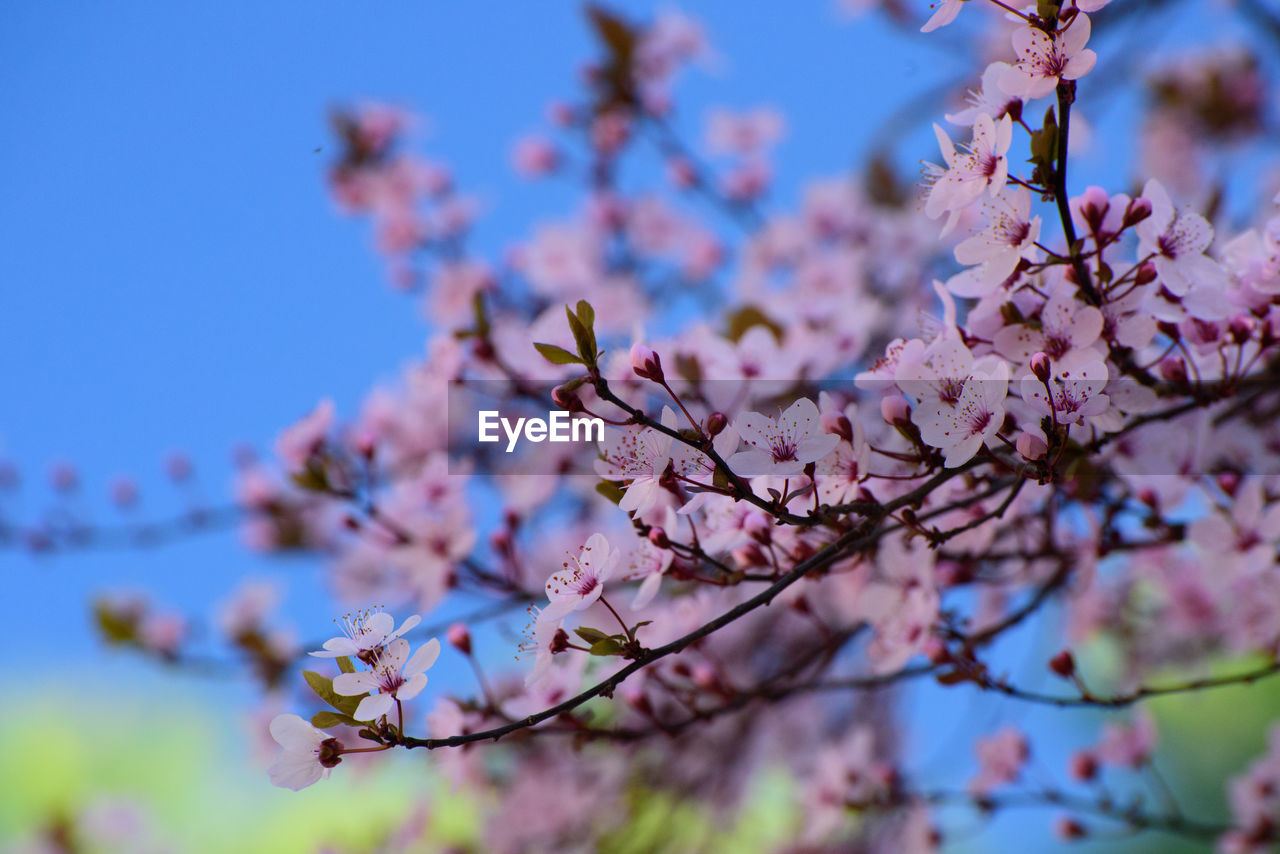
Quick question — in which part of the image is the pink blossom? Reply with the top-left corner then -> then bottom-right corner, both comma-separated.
999,15 -> 1098,101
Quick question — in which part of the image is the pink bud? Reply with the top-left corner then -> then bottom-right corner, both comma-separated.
1048,649 -> 1076,678
692,662 -> 718,691
1055,817 -> 1088,840
630,343 -> 665,383
705,411 -> 728,437
551,384 -> 583,413
1123,197 -> 1153,228
1030,352 -> 1052,383
110,477 -> 139,509
924,637 -> 950,664
1017,431 -> 1048,461
1069,751 -> 1098,781
648,527 -> 670,549
1229,314 -> 1255,344
1134,261 -> 1158,286
49,462 -> 79,493
880,395 -> 911,425
1158,356 -> 1187,383
447,623 -> 472,656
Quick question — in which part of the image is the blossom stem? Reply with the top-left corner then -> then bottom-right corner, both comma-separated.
599,595 -> 633,641
1052,81 -> 1101,306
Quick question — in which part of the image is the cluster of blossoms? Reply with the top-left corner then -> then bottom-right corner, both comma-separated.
12,1 -> 1280,851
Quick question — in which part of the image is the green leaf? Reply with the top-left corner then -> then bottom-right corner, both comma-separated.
534,342 -> 583,365
574,626 -> 614,645
575,300 -> 597,360
595,479 -> 625,505
725,305 -> 783,343
290,461 -> 330,493
336,656 -> 356,674
303,670 -> 367,718
588,638 -> 625,656
310,710 -> 356,729
565,304 -> 597,366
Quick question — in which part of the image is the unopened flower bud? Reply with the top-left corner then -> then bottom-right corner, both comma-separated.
110,477 -> 139,509
630,343 -> 665,383
924,637 -> 950,665
881,395 -> 911,425
648,527 -> 670,549
1218,471 -> 1242,497
822,411 -> 854,443
1048,649 -> 1076,678
1158,356 -> 1187,383
705,411 -> 728,437
1229,314 -> 1255,344
1138,488 -> 1159,510
1123,197 -> 1153,229
1069,750 -> 1098,781
692,662 -> 718,691
1030,352 -> 1052,383
1055,817 -> 1088,840
1134,261 -> 1158,286
551,384 -> 583,413
447,623 -> 472,656
1016,432 -> 1048,462
1077,186 -> 1110,234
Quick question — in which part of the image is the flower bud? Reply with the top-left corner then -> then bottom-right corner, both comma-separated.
1158,356 -> 1187,383
1134,261 -> 1158,286
648,527 -> 670,549
880,395 -> 911,425
551,384 -> 584,413
630,343 -> 665,383
1069,750 -> 1098,781
110,477 -> 139,509
822,411 -> 854,444
924,637 -> 951,665
1048,649 -> 1076,678
1218,471 -> 1241,497
1030,352 -> 1052,383
1076,186 -> 1110,234
1123,197 -> 1153,229
1055,817 -> 1088,841
692,662 -> 718,691
705,411 -> 728,437
447,623 -> 472,656
1017,432 -> 1048,461
1229,314 -> 1255,344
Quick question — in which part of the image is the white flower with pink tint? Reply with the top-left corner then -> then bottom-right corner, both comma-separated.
705,108 -> 785,156
913,361 -> 1010,467
925,114 -> 1013,225
921,0 -> 965,33
728,398 -> 840,476
1020,350 -> 1110,424
267,713 -> 342,790
1135,178 -> 1228,297
970,727 -> 1030,794
309,607 -> 421,662
999,15 -> 1098,101
1189,479 -> 1280,575
333,636 -> 441,722
946,62 -> 1020,126
951,187 -> 1042,294
993,280 -> 1105,363
520,605 -> 567,687
595,407 -> 677,516
540,533 -> 621,622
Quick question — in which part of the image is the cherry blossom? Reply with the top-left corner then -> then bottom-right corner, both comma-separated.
267,714 -> 343,790
924,113 -> 1013,224
999,15 -> 1098,101
1020,350 -> 1110,424
333,636 -> 441,722
540,533 -> 621,622
309,608 -> 421,662
913,361 -> 1010,467
1135,178 -> 1229,299
950,186 -> 1042,294
728,397 -> 840,477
